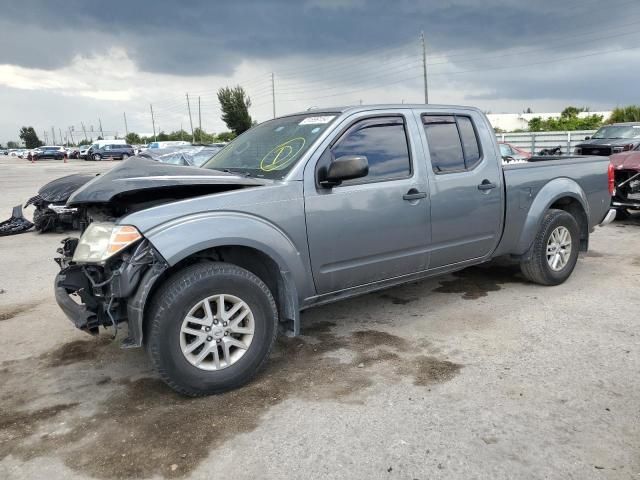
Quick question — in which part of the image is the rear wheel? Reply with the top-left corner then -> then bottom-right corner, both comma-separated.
520,209 -> 580,286
146,262 -> 278,396
121,153 -> 129,160
93,154 -> 101,161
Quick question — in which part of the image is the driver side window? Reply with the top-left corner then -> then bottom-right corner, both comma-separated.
329,116 -> 412,185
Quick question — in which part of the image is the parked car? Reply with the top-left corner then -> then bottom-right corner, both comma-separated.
32,146 -> 66,160
25,174 -> 97,232
54,105 -> 615,396
78,145 -> 91,159
574,123 -> 640,156
499,142 -> 530,162
610,145 -> 640,217
89,144 -> 135,161
8,149 -> 19,157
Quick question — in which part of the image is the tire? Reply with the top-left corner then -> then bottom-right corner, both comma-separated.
93,154 -> 101,161
121,153 -> 129,160
615,208 -> 630,220
520,209 -> 580,286
146,262 -> 278,396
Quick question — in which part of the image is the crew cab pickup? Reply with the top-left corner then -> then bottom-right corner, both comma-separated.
54,105 -> 616,396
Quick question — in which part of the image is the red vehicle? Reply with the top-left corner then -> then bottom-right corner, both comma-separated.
499,142 -> 531,161
610,146 -> 640,216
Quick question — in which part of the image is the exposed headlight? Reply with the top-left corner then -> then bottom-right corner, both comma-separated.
72,222 -> 142,263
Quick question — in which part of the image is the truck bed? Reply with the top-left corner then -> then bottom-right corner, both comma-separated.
495,156 -> 612,257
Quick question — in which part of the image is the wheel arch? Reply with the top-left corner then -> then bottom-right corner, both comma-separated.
516,178 -> 590,256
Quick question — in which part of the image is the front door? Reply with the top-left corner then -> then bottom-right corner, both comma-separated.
305,114 -> 431,294
419,112 -> 503,268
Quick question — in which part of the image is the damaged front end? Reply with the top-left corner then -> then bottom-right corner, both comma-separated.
54,234 -> 168,348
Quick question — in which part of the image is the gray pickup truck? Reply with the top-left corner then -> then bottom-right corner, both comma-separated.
54,105 -> 615,396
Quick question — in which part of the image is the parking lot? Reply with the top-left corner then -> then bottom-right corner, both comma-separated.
0,156 -> 639,479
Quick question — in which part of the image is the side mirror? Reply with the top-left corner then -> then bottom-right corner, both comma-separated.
320,155 -> 369,187
584,136 -> 591,140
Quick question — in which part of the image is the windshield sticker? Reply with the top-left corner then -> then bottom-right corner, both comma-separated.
299,116 -> 335,125
311,127 -> 320,134
260,137 -> 306,172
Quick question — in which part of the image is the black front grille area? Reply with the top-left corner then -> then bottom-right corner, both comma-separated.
614,169 -> 640,203
581,146 -> 612,156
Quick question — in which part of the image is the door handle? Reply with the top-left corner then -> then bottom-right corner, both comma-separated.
403,189 -> 427,201
477,180 -> 497,191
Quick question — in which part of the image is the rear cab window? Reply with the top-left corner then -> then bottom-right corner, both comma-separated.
422,114 -> 483,173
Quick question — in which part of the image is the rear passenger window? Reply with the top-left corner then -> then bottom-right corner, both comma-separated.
422,116 -> 464,172
332,117 -> 411,184
422,115 -> 482,173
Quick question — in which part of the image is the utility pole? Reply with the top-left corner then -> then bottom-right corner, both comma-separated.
98,118 -> 104,138
271,72 -> 276,118
68,127 -> 75,145
123,112 -> 129,138
198,96 -> 202,143
51,127 -> 56,145
43,130 -> 48,144
186,93 -> 195,143
150,104 -> 157,142
81,122 -> 88,142
59,128 -> 64,146
421,30 -> 429,104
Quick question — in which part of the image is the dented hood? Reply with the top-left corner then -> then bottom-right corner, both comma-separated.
67,156 -> 268,206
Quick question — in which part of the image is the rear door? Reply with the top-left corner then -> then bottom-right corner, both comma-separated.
418,111 -> 503,268
304,112 -> 431,294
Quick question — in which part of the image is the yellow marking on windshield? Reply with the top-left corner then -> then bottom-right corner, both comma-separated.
260,137 -> 306,172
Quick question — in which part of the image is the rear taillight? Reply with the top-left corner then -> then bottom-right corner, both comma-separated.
608,162 -> 615,196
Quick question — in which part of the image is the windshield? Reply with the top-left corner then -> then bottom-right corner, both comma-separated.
592,125 -> 640,139
202,113 -> 338,179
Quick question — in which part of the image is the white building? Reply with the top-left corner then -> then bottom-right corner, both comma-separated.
486,111 -> 612,132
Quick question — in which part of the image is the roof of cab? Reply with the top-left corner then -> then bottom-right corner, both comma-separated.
284,104 -> 484,117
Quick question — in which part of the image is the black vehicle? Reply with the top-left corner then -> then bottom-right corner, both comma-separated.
33,146 -> 65,160
24,174 -> 96,232
574,123 -> 640,156
90,144 -> 135,161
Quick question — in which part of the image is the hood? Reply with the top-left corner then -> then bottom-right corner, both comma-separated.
610,151 -> 640,171
67,156 -> 268,206
576,138 -> 640,147
38,173 -> 99,202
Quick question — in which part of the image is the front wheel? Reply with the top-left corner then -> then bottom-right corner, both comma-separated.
520,209 -> 580,286
146,262 -> 278,396
121,153 -> 129,160
93,154 -> 101,161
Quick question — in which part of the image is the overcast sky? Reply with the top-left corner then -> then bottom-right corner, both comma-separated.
1,0 -> 639,144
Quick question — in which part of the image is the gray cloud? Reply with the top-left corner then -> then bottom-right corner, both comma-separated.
3,0 -> 637,75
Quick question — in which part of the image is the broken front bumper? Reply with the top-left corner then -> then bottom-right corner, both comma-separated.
54,238 -> 168,346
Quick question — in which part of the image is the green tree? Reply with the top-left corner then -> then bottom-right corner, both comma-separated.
125,132 -> 142,144
215,131 -> 237,142
528,106 -> 603,132
607,105 -> 640,123
217,86 -> 253,135
18,126 -> 43,148
193,127 -> 215,144
7,140 -> 19,149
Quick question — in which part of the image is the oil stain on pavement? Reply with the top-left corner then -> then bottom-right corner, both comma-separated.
434,265 -> 524,300
0,323 -> 462,479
